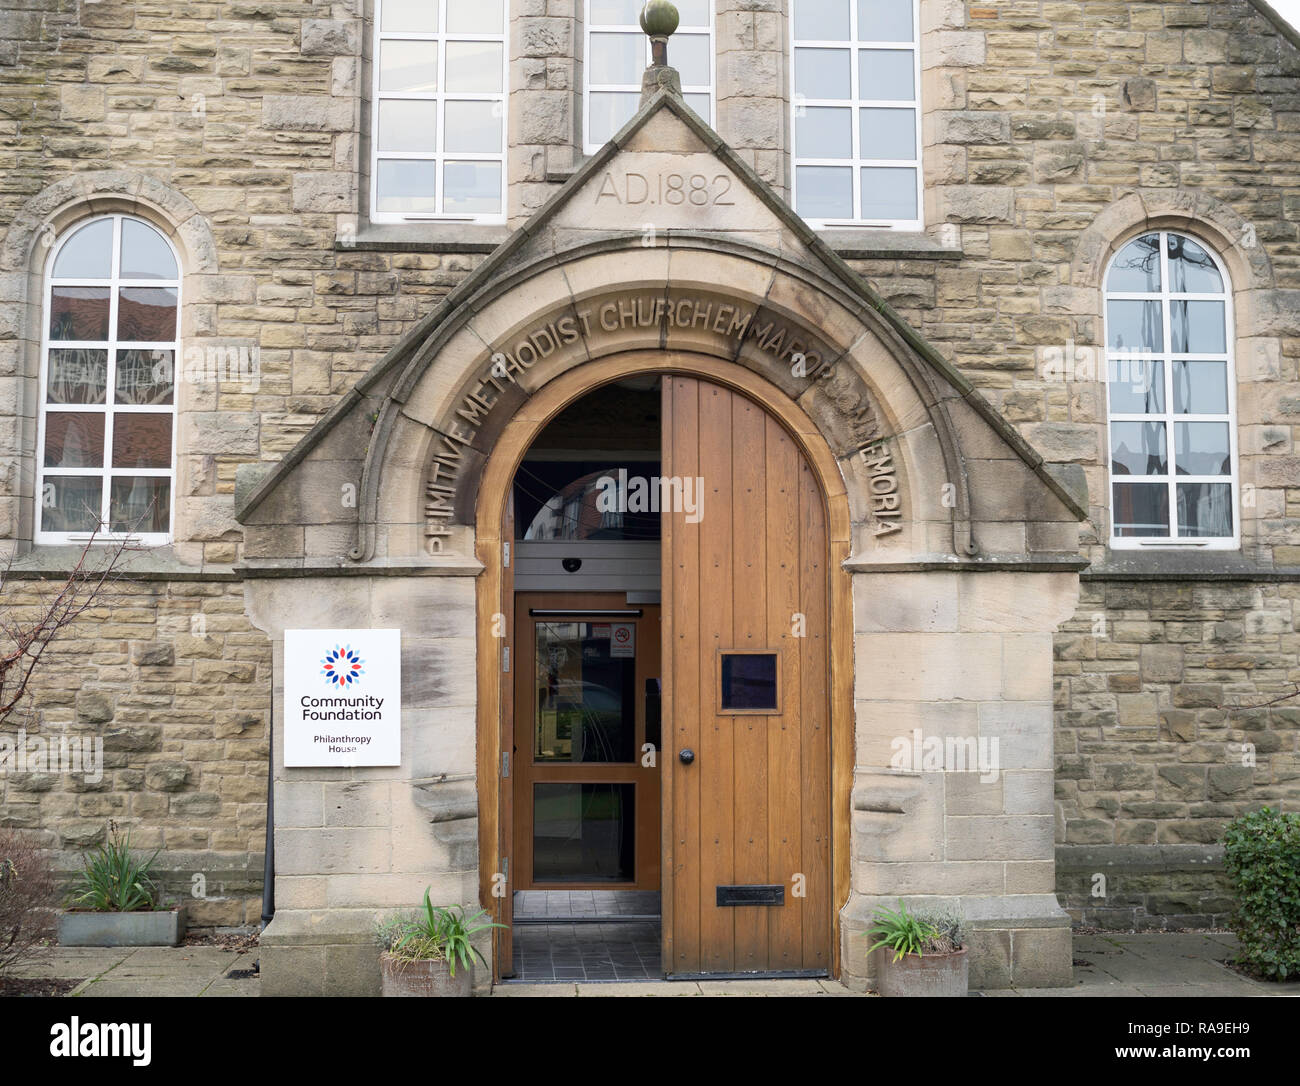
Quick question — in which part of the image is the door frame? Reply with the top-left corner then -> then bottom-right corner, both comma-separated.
474,352 -> 854,983
510,591 -> 662,892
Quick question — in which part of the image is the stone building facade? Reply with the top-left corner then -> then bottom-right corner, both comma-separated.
0,0 -> 1297,992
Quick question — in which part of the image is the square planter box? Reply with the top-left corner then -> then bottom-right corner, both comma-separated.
380,951 -> 472,997
877,947 -> 969,997
58,907 -> 185,947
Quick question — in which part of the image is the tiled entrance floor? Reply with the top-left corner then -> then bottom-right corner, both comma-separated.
514,890 -> 661,921
509,892 -> 663,982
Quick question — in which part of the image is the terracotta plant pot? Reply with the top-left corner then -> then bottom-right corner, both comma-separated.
379,950 -> 473,996
877,946 -> 969,997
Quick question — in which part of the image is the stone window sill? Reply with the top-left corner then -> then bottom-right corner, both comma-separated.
1083,550 -> 1300,581
816,229 -> 963,261
342,222 -> 511,254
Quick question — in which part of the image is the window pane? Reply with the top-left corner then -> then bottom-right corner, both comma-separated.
588,91 -> 639,144
1107,358 -> 1164,415
1172,360 -> 1228,415
721,653 -> 778,710
112,412 -> 172,469
533,783 -> 634,882
375,159 -> 438,213
1112,482 -> 1169,538
796,0 -> 850,39
1168,234 -> 1223,293
794,47 -> 851,99
533,621 -> 637,762
381,0 -> 439,33
52,219 -> 113,280
446,0 -> 502,33
379,40 -> 438,93
590,32 -> 642,84
1107,233 -> 1161,292
42,476 -> 103,533
858,0 -> 913,41
683,92 -> 711,120
44,412 -> 105,468
860,166 -> 916,220
1174,422 -> 1230,476
117,286 -> 178,341
797,107 -> 852,158
110,476 -> 170,534
377,99 -> 437,152
47,349 -> 107,404
676,0 -> 710,28
858,48 -> 914,100
859,106 -> 916,159
1177,483 -> 1232,538
1170,300 -> 1226,354
445,41 -> 503,91
50,286 -> 110,341
444,100 -> 500,152
674,32 -> 710,86
589,0 -> 641,21
795,165 -> 852,219
443,161 -> 502,213
119,220 -> 177,281
1110,421 -> 1167,476
116,349 -> 174,406
1106,299 -> 1162,352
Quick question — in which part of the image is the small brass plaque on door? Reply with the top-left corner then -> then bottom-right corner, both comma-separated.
716,884 -> 785,907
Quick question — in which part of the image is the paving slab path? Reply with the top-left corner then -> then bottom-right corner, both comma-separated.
8,931 -> 1300,997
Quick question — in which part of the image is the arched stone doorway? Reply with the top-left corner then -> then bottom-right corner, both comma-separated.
473,352 -> 854,981
239,92 -> 1086,994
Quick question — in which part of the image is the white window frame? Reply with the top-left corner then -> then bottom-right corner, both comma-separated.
370,0 -> 509,225
789,0 -> 924,231
1103,230 -> 1240,551
35,214 -> 180,547
583,1 -> 716,154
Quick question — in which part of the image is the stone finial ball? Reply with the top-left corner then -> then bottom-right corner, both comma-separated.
640,0 -> 679,37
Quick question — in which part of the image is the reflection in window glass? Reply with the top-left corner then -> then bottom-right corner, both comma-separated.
38,216 -> 178,541
1113,482 -> 1170,538
1170,301 -> 1226,353
1107,358 -> 1164,415
1172,360 -> 1228,415
1110,421 -> 1167,477
52,219 -> 113,280
1178,483 -> 1233,537
793,1 -> 921,226
533,622 -> 637,762
533,783 -> 635,882
1106,233 -> 1161,292
721,653 -> 779,711
372,0 -> 505,220
1104,231 -> 1235,544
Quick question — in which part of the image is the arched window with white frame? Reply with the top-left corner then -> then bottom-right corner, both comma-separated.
36,215 -> 180,544
1104,230 -> 1238,548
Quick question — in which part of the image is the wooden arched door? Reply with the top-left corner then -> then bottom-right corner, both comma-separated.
661,374 -> 832,976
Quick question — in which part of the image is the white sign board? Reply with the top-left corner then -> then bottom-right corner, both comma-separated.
284,629 -> 401,767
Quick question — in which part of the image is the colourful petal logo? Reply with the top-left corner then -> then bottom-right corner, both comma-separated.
321,644 -> 365,688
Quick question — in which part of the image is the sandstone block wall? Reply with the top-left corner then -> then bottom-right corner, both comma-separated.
0,574 -> 270,927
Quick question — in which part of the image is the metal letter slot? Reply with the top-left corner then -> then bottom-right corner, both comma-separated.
716,884 -> 785,907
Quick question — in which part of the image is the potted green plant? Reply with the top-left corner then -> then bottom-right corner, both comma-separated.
376,888 -> 504,997
57,822 -> 184,947
867,901 -> 968,997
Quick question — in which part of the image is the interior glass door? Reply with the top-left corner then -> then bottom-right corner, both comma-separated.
513,593 -> 661,890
